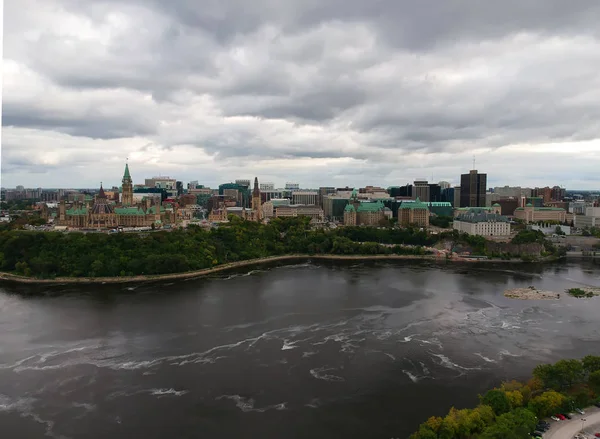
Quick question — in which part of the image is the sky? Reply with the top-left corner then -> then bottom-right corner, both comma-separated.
2,0 -> 600,190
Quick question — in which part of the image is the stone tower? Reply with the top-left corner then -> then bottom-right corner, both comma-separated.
252,177 -> 262,221
122,162 -> 133,206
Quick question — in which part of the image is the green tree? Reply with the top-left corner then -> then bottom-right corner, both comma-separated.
589,370 -> 600,395
528,390 -> 566,417
481,389 -> 511,415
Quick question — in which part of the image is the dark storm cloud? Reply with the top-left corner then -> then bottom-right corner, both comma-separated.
90,0 -> 600,48
2,104 -> 157,140
4,0 -> 600,187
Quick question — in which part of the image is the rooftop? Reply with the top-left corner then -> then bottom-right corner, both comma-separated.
456,212 -> 509,223
400,197 -> 429,210
356,201 -> 385,212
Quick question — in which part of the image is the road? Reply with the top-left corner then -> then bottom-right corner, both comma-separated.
545,407 -> 600,439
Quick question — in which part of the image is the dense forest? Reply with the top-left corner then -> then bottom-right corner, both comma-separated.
410,356 -> 600,439
0,216 -> 565,279
0,217 -> 443,278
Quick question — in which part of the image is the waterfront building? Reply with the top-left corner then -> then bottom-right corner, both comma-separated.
453,210 -> 511,237
56,164 -> 174,229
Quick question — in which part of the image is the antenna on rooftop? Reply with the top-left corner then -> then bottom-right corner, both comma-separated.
472,155 -> 476,170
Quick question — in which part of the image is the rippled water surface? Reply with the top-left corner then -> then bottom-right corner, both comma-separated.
1,260 -> 599,439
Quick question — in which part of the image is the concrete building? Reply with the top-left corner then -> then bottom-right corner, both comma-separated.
323,194 -> 350,221
460,170 -> 487,207
413,180 -> 430,202
260,182 -> 275,191
275,205 -> 324,221
453,210 -> 511,237
285,183 -> 300,191
292,191 -> 318,206
573,207 -> 600,229
398,198 -> 429,227
492,186 -> 532,198
513,204 -> 567,223
530,224 -> 571,235
318,187 -> 336,208
453,186 -> 461,208
497,198 -> 519,216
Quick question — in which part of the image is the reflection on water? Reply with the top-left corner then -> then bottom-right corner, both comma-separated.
0,260 -> 599,439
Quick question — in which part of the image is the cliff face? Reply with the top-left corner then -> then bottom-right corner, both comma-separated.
485,241 -> 544,256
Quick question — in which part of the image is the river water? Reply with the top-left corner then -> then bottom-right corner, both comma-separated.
1,260 -> 599,439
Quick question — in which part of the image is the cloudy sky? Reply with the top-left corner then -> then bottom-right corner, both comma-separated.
3,0 -> 600,190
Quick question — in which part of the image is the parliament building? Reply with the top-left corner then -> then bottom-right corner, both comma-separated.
56,163 -> 176,229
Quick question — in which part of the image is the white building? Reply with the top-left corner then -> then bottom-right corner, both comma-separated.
260,182 -> 275,191
275,205 -> 324,220
292,191 -> 318,205
453,211 -> 511,236
573,207 -> 600,229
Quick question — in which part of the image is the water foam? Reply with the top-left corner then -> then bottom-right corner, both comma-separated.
149,388 -> 189,397
216,395 -> 287,412
474,353 -> 497,363
309,367 -> 345,382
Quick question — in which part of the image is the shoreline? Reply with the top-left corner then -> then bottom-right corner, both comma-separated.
0,254 -> 553,285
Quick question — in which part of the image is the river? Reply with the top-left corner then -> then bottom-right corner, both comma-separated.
1,260 -> 599,439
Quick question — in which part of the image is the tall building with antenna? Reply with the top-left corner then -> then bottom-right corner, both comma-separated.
459,167 -> 487,208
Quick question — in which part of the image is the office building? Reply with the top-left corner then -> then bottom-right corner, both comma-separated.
292,191 -> 318,206
460,170 -> 487,207
413,179 -> 430,202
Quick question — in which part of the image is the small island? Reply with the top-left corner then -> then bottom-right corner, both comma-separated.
504,285 -> 600,300
504,286 -> 559,300
566,287 -> 600,298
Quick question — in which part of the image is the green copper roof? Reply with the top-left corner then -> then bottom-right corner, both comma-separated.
526,203 -> 533,207
492,203 -> 501,207
114,207 -> 145,215
515,206 -> 565,211
401,197 -> 429,210
66,207 -> 88,215
356,201 -> 384,212
123,163 -> 131,180
344,204 -> 356,212
147,206 -> 166,214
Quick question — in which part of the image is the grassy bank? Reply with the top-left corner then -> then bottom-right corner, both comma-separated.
0,253 -> 543,285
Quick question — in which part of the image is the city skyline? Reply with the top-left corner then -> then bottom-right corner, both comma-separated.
3,1 -> 600,189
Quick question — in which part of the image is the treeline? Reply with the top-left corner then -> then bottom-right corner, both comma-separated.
0,217 -> 441,278
410,355 -> 600,439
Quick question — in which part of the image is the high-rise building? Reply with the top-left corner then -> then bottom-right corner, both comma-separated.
318,187 -> 336,208
429,183 -> 442,202
453,186 -> 461,208
285,183 -> 300,191
438,181 -> 451,190
460,170 -> 487,207
413,179 -> 430,202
